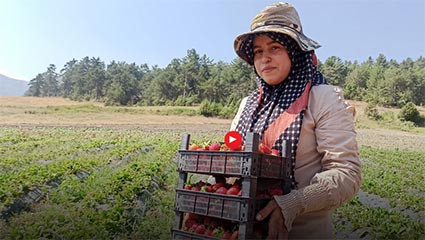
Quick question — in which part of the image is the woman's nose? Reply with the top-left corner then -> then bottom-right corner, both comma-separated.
261,53 -> 271,63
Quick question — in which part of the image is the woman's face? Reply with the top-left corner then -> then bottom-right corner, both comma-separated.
253,35 -> 291,86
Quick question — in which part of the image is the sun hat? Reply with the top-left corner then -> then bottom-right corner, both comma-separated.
234,2 -> 320,65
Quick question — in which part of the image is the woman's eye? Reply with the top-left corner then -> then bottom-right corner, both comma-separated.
254,49 -> 262,55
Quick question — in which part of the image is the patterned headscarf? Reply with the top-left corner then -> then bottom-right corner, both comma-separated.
235,32 -> 327,188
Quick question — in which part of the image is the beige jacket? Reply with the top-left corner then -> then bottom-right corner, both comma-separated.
231,85 -> 361,239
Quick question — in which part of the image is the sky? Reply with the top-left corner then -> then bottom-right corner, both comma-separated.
0,0 -> 424,81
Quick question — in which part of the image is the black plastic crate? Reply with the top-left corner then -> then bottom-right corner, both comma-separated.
177,134 -> 292,179
175,189 -> 270,222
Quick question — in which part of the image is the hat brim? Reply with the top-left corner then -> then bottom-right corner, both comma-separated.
234,26 -> 321,65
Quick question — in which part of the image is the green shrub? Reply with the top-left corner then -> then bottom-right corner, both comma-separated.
365,103 -> 381,120
398,102 -> 420,124
219,105 -> 237,119
199,100 -> 221,117
380,111 -> 396,123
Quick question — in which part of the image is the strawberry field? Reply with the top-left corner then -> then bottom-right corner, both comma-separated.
0,124 -> 424,239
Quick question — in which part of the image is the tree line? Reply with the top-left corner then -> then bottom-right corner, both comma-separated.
26,50 -> 425,112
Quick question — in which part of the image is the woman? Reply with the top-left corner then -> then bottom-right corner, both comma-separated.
231,2 -> 361,239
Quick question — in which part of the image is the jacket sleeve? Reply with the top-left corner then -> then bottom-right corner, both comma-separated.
274,86 -> 362,231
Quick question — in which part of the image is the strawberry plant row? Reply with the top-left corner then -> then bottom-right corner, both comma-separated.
0,129 -> 181,239
0,138 -> 156,211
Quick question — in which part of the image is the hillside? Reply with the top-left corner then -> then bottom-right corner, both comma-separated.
0,74 -> 29,96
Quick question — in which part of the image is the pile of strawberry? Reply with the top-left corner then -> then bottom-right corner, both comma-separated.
184,177 -> 242,196
184,176 -> 285,198
183,213 -> 239,239
188,142 -> 229,151
188,142 -> 280,156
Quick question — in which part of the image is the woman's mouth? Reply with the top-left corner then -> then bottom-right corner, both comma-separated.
262,66 -> 275,73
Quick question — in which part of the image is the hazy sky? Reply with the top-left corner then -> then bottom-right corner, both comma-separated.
1,0 -> 424,81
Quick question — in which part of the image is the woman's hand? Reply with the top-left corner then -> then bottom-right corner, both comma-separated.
256,199 -> 288,239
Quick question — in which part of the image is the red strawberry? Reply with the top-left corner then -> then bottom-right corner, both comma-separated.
209,143 -> 221,151
259,143 -> 272,154
269,187 -> 284,196
191,186 -> 200,191
184,184 -> 192,190
189,144 -> 201,150
195,224 -> 206,234
190,223 -> 199,232
205,229 -> 214,236
187,213 -> 198,220
222,231 -> 232,239
230,230 -> 239,240
216,186 -> 228,194
184,219 -> 196,230
205,185 -> 214,192
226,186 -> 240,195
271,148 -> 279,156
212,182 -> 225,191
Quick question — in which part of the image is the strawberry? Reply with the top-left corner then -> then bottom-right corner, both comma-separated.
205,229 -> 214,236
259,143 -> 272,154
271,148 -> 279,156
230,230 -> 239,240
184,219 -> 196,230
190,223 -> 199,232
205,185 -> 214,192
216,186 -> 228,194
184,184 -> 192,190
189,144 -> 201,150
268,187 -> 284,196
194,224 -> 206,234
212,182 -> 225,191
226,186 -> 240,195
222,231 -> 232,239
187,213 -> 198,220
191,186 -> 200,191
209,142 -> 221,151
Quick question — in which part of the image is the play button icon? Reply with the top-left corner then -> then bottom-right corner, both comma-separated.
224,131 -> 242,150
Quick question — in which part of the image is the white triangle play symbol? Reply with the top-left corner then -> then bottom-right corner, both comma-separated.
229,136 -> 236,143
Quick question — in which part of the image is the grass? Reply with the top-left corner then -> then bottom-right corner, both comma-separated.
334,197 -> 425,239
360,147 -> 425,211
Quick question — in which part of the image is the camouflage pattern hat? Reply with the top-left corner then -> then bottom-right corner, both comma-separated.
234,2 -> 320,65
